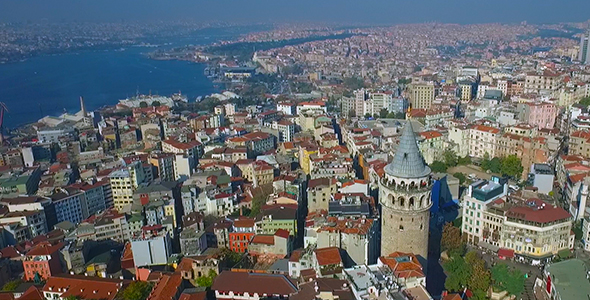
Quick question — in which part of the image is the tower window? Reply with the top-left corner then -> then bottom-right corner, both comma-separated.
420,224 -> 424,230
399,225 -> 404,231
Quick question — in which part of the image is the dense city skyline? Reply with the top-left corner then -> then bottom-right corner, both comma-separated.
1,2 -> 590,300
1,0 -> 590,24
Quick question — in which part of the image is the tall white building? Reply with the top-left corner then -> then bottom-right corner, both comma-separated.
580,31 -> 590,64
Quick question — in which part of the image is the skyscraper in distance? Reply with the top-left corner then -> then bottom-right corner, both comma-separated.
579,30 -> 590,64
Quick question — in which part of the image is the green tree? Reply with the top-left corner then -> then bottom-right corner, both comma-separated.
151,100 -> 161,107
64,296 -> 81,300
470,290 -> 488,300
465,252 -> 491,292
489,157 -> 502,173
501,155 -> 523,179
120,281 -> 154,300
579,96 -> 590,106
491,264 -> 525,296
441,222 -> 463,253
386,112 -> 397,118
430,161 -> 448,173
364,113 -> 372,119
458,156 -> 472,165
343,77 -> 365,90
398,78 -> 412,85
395,112 -> 406,119
1,279 -> 22,291
196,269 -> 218,287
139,101 -> 148,108
481,152 -> 491,170
443,256 -> 470,292
379,108 -> 389,118
220,248 -> 243,268
249,184 -> 273,217
453,172 -> 467,185
443,150 -> 458,168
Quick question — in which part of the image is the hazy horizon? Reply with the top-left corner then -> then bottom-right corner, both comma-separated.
1,0 -> 589,25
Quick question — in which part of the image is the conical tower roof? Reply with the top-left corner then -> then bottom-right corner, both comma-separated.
384,121 -> 431,178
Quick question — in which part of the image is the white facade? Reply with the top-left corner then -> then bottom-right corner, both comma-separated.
131,233 -> 172,267
174,154 -> 194,181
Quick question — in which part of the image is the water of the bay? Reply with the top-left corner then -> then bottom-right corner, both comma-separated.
0,26 -> 262,128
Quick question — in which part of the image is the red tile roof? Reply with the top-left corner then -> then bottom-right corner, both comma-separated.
442,294 -> 463,300
0,246 -> 22,258
471,124 -> 500,134
274,229 -> 290,239
314,247 -> 342,266
43,275 -> 128,300
250,235 -> 275,245
211,271 -> 297,295
379,252 -> 425,279
308,177 -> 336,189
420,131 -> 443,139
26,242 -> 64,257
147,273 -> 183,300
505,199 -> 570,224
175,257 -> 194,274
233,217 -> 255,228
19,286 -> 43,300
178,292 -> 207,300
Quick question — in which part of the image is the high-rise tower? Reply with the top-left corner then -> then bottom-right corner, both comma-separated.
80,96 -> 87,117
579,30 -> 590,64
379,122 -> 432,258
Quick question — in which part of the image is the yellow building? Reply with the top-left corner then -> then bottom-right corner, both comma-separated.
460,84 -> 472,101
109,161 -> 146,211
408,82 -> 435,110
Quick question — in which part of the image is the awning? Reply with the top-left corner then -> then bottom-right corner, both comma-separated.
478,241 -> 500,252
498,248 -> 515,258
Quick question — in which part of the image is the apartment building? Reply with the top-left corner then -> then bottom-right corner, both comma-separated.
408,82 -> 435,110
307,177 -> 337,212
149,153 -> 176,181
77,209 -> 132,242
462,178 -> 508,244
469,124 -> 501,158
0,210 -> 47,238
48,188 -> 86,224
501,199 -> 573,261
524,71 -> 562,94
229,217 -> 256,253
419,130 -> 444,165
517,102 -> 558,130
162,139 -> 203,169
109,161 -> 147,211
569,130 -> 590,157
23,242 -> 64,280
448,122 -> 470,157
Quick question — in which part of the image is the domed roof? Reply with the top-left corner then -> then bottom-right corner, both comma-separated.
384,121 -> 431,178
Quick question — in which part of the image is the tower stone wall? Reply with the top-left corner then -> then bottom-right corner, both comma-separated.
380,174 -> 432,258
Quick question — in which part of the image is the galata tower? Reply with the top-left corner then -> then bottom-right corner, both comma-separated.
379,122 -> 432,258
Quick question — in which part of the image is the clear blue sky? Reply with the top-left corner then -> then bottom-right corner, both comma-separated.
0,0 -> 589,24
